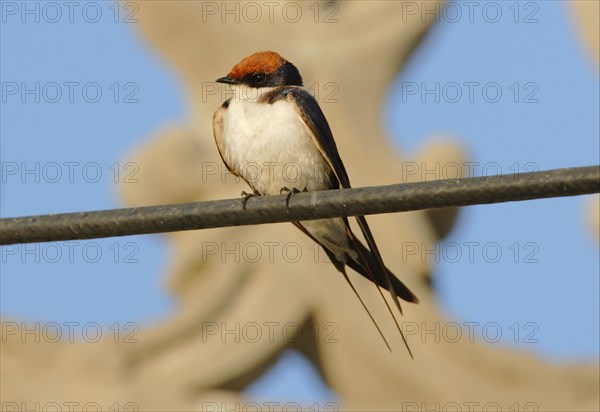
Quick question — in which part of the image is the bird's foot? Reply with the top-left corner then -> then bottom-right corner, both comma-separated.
241,190 -> 260,211
280,187 -> 303,209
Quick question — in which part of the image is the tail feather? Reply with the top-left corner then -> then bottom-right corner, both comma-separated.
338,267 -> 392,352
346,239 -> 419,304
292,220 -> 418,356
346,224 -> 414,358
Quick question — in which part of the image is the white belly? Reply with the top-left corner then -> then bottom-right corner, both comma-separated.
223,98 -> 332,195
222,94 -> 351,260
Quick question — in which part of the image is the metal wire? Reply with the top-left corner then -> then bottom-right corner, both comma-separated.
1,166 -> 598,246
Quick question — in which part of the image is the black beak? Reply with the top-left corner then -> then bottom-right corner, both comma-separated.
216,76 -> 239,85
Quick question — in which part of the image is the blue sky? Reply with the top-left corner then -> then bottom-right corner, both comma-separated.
1,0 -> 598,403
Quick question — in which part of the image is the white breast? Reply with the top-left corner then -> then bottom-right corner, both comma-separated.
220,86 -> 351,259
222,88 -> 332,195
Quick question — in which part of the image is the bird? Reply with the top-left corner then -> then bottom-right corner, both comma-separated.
212,51 -> 418,355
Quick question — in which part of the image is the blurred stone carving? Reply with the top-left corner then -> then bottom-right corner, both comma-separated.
587,195 -> 600,244
570,0 -> 599,68
2,1 -> 598,410
569,1 -> 600,245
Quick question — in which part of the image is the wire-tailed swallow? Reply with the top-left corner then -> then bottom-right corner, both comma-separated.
213,51 -> 418,355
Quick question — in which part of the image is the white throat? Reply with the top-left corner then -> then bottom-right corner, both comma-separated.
229,84 -> 276,104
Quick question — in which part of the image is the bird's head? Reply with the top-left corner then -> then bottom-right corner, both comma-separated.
216,51 -> 303,88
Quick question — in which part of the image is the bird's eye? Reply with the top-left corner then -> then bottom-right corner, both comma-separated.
252,74 -> 266,85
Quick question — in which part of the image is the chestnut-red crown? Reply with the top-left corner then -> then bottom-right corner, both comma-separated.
227,51 -> 285,79
216,51 -> 303,88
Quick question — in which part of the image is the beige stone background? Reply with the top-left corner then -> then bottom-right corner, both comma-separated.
1,1 -> 599,411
